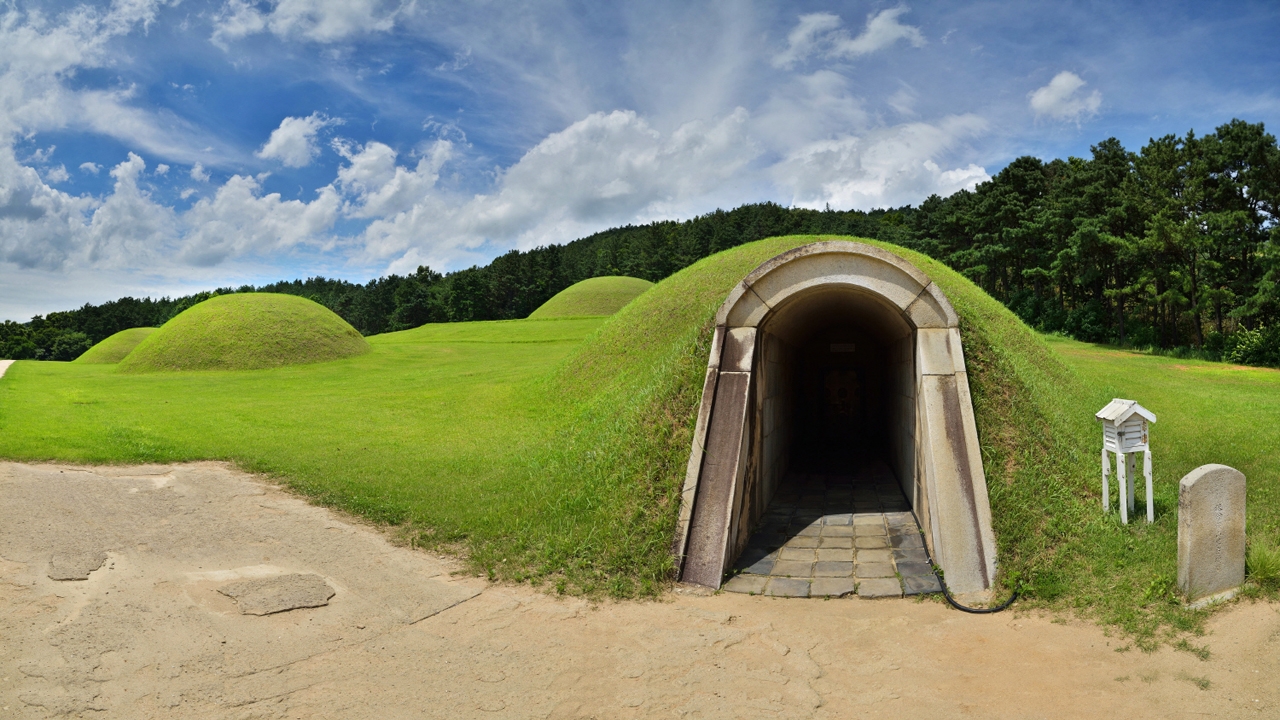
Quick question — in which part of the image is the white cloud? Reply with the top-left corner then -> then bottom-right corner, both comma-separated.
212,0 -> 406,45
80,162 -> 102,174
773,8 -> 924,69
335,140 -> 451,218
45,165 -> 70,183
1029,71 -> 1102,123
155,163 -> 169,175
256,113 -> 338,168
180,175 -> 341,266
361,109 -> 759,273
190,162 -> 209,182
773,115 -> 990,209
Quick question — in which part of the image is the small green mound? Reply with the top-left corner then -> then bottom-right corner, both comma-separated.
75,327 -> 157,364
118,293 -> 369,373
528,276 -> 654,319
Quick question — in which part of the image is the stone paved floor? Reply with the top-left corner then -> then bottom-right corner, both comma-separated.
722,463 -> 942,598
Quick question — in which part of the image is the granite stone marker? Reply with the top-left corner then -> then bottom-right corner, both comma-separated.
1177,464 -> 1246,607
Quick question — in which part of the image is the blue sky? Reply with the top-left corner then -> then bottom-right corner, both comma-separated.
1,0 -> 1278,320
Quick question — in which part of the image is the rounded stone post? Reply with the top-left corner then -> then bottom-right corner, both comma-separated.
1177,464 -> 1246,608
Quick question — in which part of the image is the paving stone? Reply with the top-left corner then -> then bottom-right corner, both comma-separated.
885,511 -> 915,524
854,535 -> 888,549
815,548 -> 854,562
903,574 -> 942,596
819,536 -> 853,549
765,578 -> 811,598
812,561 -> 855,577
852,514 -> 884,527
810,578 -> 856,597
749,533 -> 786,548
739,554 -> 777,575
892,547 -> 929,563
796,523 -> 823,537
823,514 -> 853,526
48,550 -> 107,581
786,535 -> 820,548
857,578 -> 903,598
779,547 -> 816,562
855,562 -> 896,579
889,533 -> 923,548
821,525 -> 854,537
218,573 -> 335,615
722,574 -> 770,594
771,560 -> 814,578
856,548 -> 893,564
895,561 -> 934,577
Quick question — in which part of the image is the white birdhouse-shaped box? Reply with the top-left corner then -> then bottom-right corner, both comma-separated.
1096,399 -> 1155,453
1095,399 -> 1158,524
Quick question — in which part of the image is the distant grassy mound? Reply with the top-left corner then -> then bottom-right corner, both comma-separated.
528,276 -> 653,319
75,327 -> 157,364
119,293 -> 369,373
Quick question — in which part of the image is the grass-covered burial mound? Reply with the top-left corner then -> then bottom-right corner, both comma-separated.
119,293 -> 369,373
75,327 -> 157,364
528,276 -> 654,319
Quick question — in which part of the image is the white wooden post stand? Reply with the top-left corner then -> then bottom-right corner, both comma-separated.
1096,399 -> 1157,524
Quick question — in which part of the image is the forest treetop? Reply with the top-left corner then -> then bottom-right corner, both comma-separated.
5,119 -> 1278,367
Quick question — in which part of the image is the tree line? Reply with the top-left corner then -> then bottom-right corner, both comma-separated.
4,118 -> 1277,367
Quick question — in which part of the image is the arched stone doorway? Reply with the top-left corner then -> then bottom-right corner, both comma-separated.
674,241 -> 997,596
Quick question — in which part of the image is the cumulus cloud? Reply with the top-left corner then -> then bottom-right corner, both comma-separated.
256,113 -> 338,168
190,162 -> 209,182
155,163 -> 169,175
180,176 -> 340,266
361,109 -> 759,272
80,162 -> 102,174
773,7 -> 925,69
45,165 -> 70,183
213,0 -> 406,45
773,115 -> 990,209
1029,71 -> 1101,123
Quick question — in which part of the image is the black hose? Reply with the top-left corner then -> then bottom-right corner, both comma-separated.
919,531 -> 1018,614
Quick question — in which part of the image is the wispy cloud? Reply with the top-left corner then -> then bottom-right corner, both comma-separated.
773,7 -> 925,69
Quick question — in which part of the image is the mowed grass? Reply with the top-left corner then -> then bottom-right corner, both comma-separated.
527,276 -> 654,319
75,327 -> 157,364
120,293 -> 369,373
1048,337 -> 1280,604
0,318 -> 602,537
2,236 -> 1278,641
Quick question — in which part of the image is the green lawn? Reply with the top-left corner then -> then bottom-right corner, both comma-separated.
527,276 -> 654,319
0,317 -> 601,534
2,236 -> 1277,642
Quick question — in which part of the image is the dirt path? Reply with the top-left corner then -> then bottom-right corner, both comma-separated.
0,359 -> 13,379
2,462 -> 1276,719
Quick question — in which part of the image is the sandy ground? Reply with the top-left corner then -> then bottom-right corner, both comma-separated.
1,462 -> 1277,719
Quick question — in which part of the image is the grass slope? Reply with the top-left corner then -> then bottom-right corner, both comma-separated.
75,328 -> 157,364
1,236 -> 1276,643
119,293 -> 369,372
527,276 -> 654,319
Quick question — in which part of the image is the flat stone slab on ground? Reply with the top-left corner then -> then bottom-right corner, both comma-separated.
765,577 -> 810,597
810,578 -> 856,597
48,550 -> 107,580
858,578 -> 903,598
219,573 -> 336,615
722,574 -> 768,594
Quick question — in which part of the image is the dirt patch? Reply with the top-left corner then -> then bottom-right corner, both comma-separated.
2,461 -> 1276,718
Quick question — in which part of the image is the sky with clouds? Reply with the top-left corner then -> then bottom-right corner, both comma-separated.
1,0 -> 1278,321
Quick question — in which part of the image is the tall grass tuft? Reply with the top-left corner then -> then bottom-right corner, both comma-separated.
1248,539 -> 1280,589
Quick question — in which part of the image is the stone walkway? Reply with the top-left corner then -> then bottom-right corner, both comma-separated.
723,464 -> 942,598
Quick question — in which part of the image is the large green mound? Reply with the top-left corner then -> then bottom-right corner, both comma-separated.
528,276 -> 653,319
75,327 -> 157,364
507,236 -> 1099,602
119,293 -> 369,373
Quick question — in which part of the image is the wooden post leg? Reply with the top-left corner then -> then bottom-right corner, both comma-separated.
1126,453 -> 1137,516
1101,447 -> 1110,512
1117,452 -> 1128,525
1144,449 -> 1154,523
